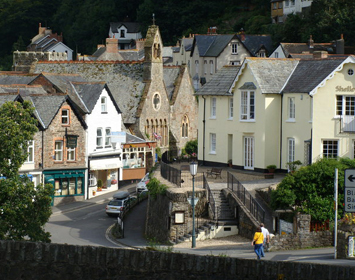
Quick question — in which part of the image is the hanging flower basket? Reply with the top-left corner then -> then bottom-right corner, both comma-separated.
111,179 -> 118,185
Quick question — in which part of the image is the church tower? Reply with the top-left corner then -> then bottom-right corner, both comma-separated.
143,24 -> 163,82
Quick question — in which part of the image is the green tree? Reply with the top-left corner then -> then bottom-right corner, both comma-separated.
0,176 -> 53,242
184,139 -> 198,156
0,101 -> 38,177
0,101 -> 53,242
271,158 -> 355,222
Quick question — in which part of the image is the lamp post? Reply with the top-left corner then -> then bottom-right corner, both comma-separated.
190,161 -> 198,248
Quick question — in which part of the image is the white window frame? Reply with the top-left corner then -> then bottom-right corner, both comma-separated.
337,95 -> 355,116
240,91 -> 255,121
25,140 -> 34,163
210,60 -> 214,74
322,140 -> 338,159
105,127 -> 111,147
67,146 -> 76,161
204,60 -> 207,74
288,97 -> 295,120
244,136 -> 254,170
210,133 -> 216,154
274,52 -> 279,58
287,138 -> 295,164
54,141 -> 63,161
96,128 -> 103,148
89,173 -> 97,187
61,109 -> 69,125
210,97 -> 217,119
232,42 -> 238,54
101,97 -> 107,113
229,97 -> 233,119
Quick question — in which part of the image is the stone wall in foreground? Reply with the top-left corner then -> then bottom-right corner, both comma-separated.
0,240 -> 354,280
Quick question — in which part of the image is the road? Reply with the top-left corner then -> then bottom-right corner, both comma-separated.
47,184 -> 355,267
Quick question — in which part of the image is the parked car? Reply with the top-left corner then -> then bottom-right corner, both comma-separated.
136,173 -> 150,193
106,191 -> 131,216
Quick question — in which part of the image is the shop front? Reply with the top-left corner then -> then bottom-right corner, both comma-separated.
88,156 -> 122,199
43,169 -> 86,206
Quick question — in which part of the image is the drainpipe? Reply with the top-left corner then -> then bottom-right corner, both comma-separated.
202,95 -> 206,165
41,130 -> 44,183
279,94 -> 283,170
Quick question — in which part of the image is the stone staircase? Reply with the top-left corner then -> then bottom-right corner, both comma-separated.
211,190 -> 235,222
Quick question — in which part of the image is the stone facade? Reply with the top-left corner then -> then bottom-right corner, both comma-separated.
1,240 -> 354,280
31,25 -> 198,155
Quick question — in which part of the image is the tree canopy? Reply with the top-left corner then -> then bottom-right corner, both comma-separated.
0,101 -> 53,242
271,158 -> 355,222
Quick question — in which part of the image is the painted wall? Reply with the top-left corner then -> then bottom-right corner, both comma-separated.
312,62 -> 355,161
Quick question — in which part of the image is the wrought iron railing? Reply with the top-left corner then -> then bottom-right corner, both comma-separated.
203,175 -> 216,220
227,171 -> 265,223
160,161 -> 182,187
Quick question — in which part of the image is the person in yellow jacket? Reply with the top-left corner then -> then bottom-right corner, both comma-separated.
252,227 -> 264,259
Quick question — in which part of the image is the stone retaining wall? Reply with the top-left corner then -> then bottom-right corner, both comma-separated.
0,240 -> 354,280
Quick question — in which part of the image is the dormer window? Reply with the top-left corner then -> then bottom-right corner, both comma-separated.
120,30 -> 125,38
101,97 -> 107,113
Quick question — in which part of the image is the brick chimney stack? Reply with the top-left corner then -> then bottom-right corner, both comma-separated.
38,23 -> 46,35
313,51 -> 328,59
106,37 -> 119,53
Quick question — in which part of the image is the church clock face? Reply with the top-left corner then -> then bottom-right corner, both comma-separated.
153,93 -> 161,111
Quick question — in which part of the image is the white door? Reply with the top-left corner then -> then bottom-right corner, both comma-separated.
244,136 -> 254,170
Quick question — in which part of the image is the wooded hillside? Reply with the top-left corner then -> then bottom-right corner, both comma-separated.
0,0 -> 354,70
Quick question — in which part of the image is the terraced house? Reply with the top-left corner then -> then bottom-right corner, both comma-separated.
196,54 -> 355,172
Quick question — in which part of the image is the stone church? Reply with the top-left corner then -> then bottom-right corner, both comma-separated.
28,24 -> 198,158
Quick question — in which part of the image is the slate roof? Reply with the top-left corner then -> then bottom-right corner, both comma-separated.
282,58 -> 346,93
110,22 -> 141,33
0,85 -> 47,96
29,35 -> 73,52
237,35 -> 274,56
164,67 -> 181,99
193,34 -> 235,57
0,72 -> 37,85
31,73 -> 87,93
125,133 -> 149,144
0,93 -> 20,106
182,38 -> 194,52
243,58 -> 299,94
281,43 -> 337,57
28,94 -> 66,128
195,65 -> 240,96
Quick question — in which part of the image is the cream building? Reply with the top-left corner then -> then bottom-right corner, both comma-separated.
196,56 -> 355,172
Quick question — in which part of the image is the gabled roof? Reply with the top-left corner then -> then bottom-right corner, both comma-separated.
232,58 -> 299,94
182,38 -> 194,52
28,94 -> 67,128
0,72 -> 37,85
70,82 -> 122,114
195,65 -> 240,96
110,22 -> 141,33
0,93 -> 21,106
28,35 -> 73,52
236,35 -> 274,56
192,34 -> 235,57
30,73 -> 87,93
282,58 -> 347,94
164,66 -> 182,99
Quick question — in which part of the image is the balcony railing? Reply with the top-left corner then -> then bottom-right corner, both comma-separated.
342,115 -> 355,132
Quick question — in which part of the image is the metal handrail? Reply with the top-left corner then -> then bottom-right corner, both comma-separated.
160,161 -> 182,187
227,171 -> 265,223
203,174 -> 216,219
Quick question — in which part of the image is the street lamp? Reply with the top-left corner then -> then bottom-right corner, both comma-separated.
190,161 -> 198,248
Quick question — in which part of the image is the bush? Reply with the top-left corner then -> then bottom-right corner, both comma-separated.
184,139 -> 197,156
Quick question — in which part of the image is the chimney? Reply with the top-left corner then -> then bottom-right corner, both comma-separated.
240,28 -> 245,42
313,51 -> 328,59
336,34 -> 345,54
106,37 -> 119,53
38,23 -> 46,35
308,35 -> 314,48
136,39 -> 145,51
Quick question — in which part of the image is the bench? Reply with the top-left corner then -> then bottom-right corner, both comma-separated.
206,168 -> 222,179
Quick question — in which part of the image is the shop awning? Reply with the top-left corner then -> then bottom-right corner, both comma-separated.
90,157 -> 123,170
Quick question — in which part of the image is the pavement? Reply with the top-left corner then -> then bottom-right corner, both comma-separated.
50,167 -> 355,267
